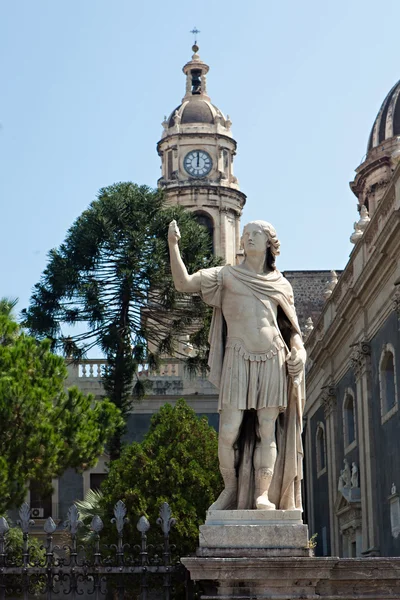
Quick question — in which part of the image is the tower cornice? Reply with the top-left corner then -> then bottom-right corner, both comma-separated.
157,132 -> 237,154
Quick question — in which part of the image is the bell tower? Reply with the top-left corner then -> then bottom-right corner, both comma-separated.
157,44 -> 246,264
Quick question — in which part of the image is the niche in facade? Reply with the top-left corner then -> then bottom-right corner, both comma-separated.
316,422 -> 326,477
343,389 -> 356,452
379,344 -> 398,423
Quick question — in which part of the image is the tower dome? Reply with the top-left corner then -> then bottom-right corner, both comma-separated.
367,80 -> 400,151
167,100 -> 227,128
350,79 -> 400,217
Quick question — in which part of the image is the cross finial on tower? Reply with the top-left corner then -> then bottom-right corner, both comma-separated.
190,27 -> 200,45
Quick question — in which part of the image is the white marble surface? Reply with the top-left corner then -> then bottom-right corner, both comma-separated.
199,523 -> 309,549
206,508 -> 303,525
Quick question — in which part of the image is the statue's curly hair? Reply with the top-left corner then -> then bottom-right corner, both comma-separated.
240,220 -> 281,271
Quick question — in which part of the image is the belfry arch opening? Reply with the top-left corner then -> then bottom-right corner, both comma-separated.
193,211 -> 214,254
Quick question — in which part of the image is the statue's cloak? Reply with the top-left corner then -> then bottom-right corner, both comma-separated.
200,265 -> 306,510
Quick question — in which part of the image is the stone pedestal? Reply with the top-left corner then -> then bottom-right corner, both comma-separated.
198,509 -> 310,557
182,556 -> 400,599
182,510 -> 400,599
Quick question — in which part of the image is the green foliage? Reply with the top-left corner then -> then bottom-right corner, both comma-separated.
4,526 -> 45,565
100,399 -> 222,555
0,300 -> 123,513
75,488 -> 105,543
3,527 -> 45,596
23,182 -> 221,458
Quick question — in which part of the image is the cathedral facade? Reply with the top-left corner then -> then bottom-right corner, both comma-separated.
304,80 -> 400,558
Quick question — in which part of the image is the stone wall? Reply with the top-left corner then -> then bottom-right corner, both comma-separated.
283,270 -> 338,331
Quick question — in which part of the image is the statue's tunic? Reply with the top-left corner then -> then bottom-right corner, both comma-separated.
199,264 -> 305,510
200,265 -> 288,411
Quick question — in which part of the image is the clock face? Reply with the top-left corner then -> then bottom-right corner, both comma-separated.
183,150 -> 212,177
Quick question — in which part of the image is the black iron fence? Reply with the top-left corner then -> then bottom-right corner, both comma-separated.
0,501 -> 193,600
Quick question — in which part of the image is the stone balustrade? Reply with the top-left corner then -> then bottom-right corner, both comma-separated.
70,358 -> 182,380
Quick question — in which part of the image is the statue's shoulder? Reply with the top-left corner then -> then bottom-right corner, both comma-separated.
280,273 -> 293,289
276,271 -> 295,303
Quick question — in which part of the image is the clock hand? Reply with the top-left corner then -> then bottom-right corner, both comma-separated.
197,152 -> 200,167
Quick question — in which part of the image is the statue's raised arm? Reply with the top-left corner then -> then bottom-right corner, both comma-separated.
168,220 -> 202,293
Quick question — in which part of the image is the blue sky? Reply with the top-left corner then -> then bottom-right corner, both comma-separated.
1,0 -> 400,314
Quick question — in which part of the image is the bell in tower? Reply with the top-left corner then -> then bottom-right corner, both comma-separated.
190,68 -> 202,95
157,44 -> 246,266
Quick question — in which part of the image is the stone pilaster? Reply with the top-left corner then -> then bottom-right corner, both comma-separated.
321,385 -> 339,555
350,341 -> 379,555
304,414 -> 315,533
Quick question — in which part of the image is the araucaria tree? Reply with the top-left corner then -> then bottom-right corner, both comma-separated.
24,183 -> 219,458
0,299 -> 122,514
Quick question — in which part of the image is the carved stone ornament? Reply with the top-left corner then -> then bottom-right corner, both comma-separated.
392,291 -> 400,318
303,316 -> 314,340
174,110 -> 181,125
335,481 -> 362,549
350,220 -> 363,245
321,385 -> 336,418
350,341 -> 371,380
324,271 -> 339,301
358,205 -> 370,232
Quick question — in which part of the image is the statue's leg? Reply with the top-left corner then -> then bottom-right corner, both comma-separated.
255,407 -> 280,510
208,407 -> 243,511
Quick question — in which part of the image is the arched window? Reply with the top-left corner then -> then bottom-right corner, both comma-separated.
193,212 -> 214,254
316,422 -> 326,476
343,389 -> 356,451
379,344 -> 398,422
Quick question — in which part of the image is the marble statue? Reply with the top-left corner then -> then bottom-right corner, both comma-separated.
351,462 -> 359,489
174,110 -> 181,125
168,219 -> 306,511
358,205 -> 370,232
341,459 -> 351,488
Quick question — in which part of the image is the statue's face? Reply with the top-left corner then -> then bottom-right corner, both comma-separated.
242,223 -> 269,255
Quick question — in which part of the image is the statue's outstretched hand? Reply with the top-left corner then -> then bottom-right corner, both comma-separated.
168,220 -> 181,246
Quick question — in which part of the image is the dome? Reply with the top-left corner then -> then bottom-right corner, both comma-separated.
367,80 -> 400,152
167,99 -> 223,127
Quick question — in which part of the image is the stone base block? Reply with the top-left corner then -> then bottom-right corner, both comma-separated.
199,509 -> 308,554
199,523 -> 309,550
